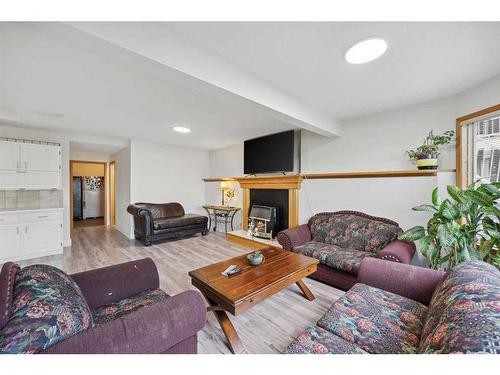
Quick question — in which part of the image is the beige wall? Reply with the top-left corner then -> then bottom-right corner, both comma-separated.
72,161 -> 105,177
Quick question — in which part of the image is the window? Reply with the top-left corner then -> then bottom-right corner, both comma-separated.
457,105 -> 500,187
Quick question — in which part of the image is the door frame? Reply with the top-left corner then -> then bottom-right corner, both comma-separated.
110,160 -> 116,226
70,160 -> 108,228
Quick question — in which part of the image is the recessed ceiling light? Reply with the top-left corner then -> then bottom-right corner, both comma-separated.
345,38 -> 388,64
173,126 -> 191,133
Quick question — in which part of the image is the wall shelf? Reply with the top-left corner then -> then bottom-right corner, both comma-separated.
202,169 -> 456,182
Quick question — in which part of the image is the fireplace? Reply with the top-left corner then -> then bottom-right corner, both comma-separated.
249,189 -> 289,235
248,205 -> 278,239
232,174 -> 302,236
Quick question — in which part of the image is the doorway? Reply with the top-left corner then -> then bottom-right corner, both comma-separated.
70,161 -> 107,229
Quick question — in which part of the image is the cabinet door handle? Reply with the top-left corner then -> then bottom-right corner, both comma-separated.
25,161 -> 28,170
17,227 -> 19,235
24,226 -> 28,234
37,215 -> 49,218
17,161 -> 20,169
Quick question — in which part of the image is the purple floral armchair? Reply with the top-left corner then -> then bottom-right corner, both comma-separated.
0,258 -> 206,354
277,211 -> 415,290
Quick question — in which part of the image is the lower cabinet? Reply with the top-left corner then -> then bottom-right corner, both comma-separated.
0,224 -> 21,260
0,209 -> 63,263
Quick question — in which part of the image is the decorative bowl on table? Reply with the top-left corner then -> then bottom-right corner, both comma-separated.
247,250 -> 264,266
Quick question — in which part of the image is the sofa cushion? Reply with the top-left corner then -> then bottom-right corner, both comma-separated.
284,325 -> 368,354
292,241 -> 373,275
92,288 -> 169,325
418,261 -> 500,354
309,213 -> 402,253
0,265 -> 93,354
153,214 -> 208,230
137,202 -> 185,219
0,262 -> 20,330
317,283 -> 428,354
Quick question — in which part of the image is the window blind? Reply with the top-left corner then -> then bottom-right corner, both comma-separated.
461,110 -> 500,185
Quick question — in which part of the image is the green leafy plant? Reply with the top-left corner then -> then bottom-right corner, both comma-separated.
398,182 -> 500,270
406,130 -> 455,160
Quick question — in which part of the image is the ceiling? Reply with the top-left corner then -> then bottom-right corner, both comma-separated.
168,22 -> 500,118
1,22 -> 500,150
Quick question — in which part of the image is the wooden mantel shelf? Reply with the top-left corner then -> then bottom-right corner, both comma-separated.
202,169 -> 455,182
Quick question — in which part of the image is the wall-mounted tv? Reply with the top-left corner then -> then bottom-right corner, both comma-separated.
244,130 -> 299,174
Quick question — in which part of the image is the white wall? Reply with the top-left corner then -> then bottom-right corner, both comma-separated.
108,140 -> 210,239
301,96 -> 456,173
69,150 -> 112,162
206,73 -> 500,253
206,143 -> 244,229
111,145 -> 132,238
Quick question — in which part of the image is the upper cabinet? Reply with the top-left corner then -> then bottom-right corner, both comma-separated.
0,141 -> 21,170
21,144 -> 61,172
0,140 -> 62,190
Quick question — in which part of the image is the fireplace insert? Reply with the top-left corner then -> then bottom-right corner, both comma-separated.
248,205 -> 278,239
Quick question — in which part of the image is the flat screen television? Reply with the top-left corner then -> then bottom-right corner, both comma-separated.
244,130 -> 298,174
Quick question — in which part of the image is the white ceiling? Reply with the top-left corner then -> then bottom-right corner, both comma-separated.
0,23 -> 298,149
168,22 -> 500,119
1,22 -> 500,150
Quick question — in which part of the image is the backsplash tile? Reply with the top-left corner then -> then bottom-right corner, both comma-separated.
0,190 -> 63,209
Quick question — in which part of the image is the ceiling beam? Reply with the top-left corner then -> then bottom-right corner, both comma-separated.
67,22 -> 341,137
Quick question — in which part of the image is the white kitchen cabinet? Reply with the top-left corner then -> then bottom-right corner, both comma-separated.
22,221 -> 62,257
21,143 -> 61,172
0,141 -> 21,170
23,171 -> 61,190
0,141 -> 61,190
0,208 -> 63,263
0,225 -> 21,260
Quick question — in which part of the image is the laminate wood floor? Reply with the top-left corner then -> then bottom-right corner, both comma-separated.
18,225 -> 344,354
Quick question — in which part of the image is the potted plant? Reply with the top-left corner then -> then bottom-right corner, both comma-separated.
247,250 -> 264,266
398,182 -> 500,270
406,130 -> 454,170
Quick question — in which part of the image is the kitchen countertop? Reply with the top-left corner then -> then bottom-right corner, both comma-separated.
0,207 -> 64,214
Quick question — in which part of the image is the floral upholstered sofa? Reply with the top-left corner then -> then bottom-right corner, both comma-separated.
277,211 -> 415,290
0,258 -> 206,354
285,258 -> 500,354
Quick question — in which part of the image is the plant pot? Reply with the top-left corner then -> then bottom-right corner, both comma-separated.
416,154 -> 438,170
247,253 -> 264,266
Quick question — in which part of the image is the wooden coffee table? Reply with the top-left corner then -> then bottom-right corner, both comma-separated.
188,247 -> 319,353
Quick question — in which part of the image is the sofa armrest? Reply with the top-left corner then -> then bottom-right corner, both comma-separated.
375,239 -> 416,264
127,204 -> 151,218
277,224 -> 312,251
70,258 -> 159,310
358,258 -> 445,306
42,290 -> 206,354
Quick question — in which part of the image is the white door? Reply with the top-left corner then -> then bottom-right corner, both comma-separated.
0,225 -> 21,261
22,221 -> 62,256
21,144 -> 61,172
0,170 -> 24,190
0,141 -> 21,170
23,171 -> 61,190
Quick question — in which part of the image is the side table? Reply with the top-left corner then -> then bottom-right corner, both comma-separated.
202,205 -> 241,233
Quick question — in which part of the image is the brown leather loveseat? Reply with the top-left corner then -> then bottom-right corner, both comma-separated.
127,202 -> 208,246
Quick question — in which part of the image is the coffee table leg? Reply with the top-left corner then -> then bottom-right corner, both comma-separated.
296,279 -> 315,301
206,297 -> 246,354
